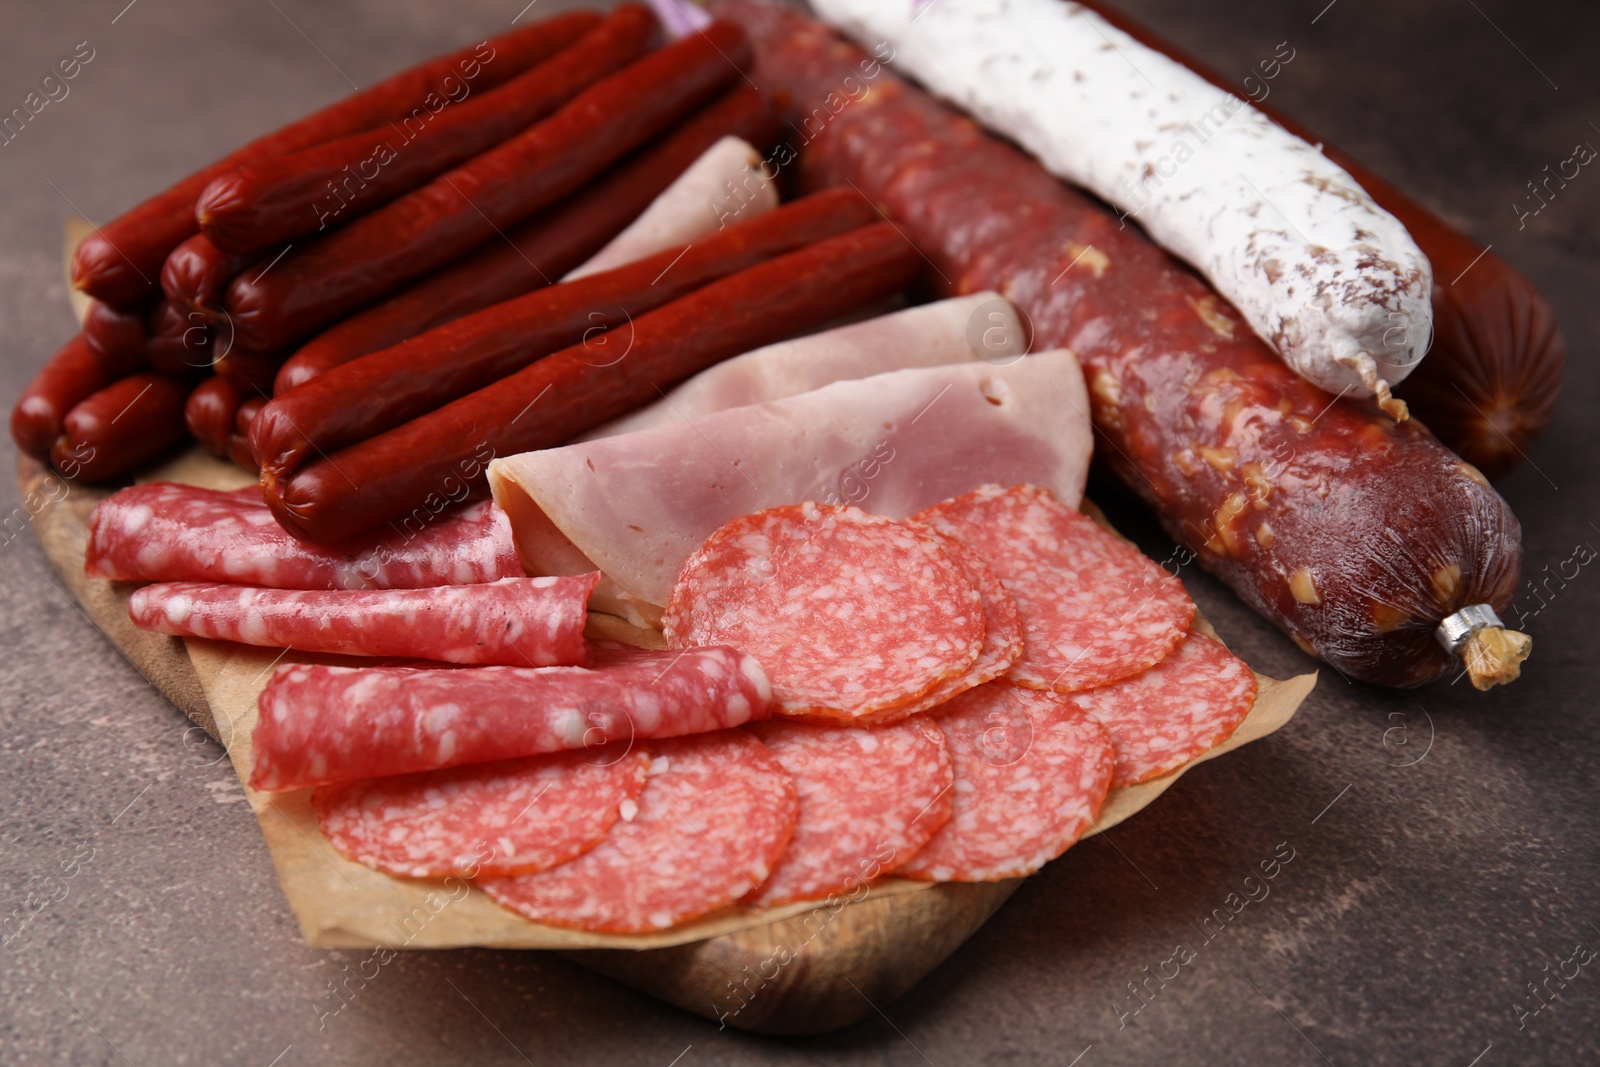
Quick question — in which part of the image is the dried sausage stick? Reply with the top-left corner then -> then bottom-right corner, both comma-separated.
274,83 -> 776,391
51,372 -> 192,482
185,375 -> 243,456
225,20 -> 751,351
252,189 -> 873,480
12,335 -> 132,461
68,13 -> 599,308
196,5 -> 657,254
266,221 -> 919,544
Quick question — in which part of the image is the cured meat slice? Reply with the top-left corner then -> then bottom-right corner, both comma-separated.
249,646 -> 773,791
313,745 -> 649,878
916,484 -> 1194,692
487,350 -> 1092,623
662,503 -> 984,721
859,526 -> 1024,723
897,683 -> 1114,882
479,731 -> 798,933
745,716 -> 953,907
585,292 -> 1024,439
1066,632 -> 1257,787
564,135 -> 777,279
128,574 -> 597,667
86,483 -> 519,589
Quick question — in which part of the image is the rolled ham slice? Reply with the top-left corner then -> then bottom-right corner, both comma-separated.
249,645 -> 774,791
487,350 -> 1093,622
129,574 -> 597,667
564,135 -> 778,279
585,292 -> 1024,438
86,484 -> 520,589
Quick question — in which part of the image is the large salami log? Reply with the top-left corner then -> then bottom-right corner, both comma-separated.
714,0 -> 1530,689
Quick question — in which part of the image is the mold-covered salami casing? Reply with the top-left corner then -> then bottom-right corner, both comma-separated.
714,0 -> 1523,687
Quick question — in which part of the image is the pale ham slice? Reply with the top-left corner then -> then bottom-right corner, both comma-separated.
563,136 -> 778,280
487,350 -> 1093,624
585,292 -> 1025,439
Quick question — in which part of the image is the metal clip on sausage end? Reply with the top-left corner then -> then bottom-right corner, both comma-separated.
1436,604 -> 1532,691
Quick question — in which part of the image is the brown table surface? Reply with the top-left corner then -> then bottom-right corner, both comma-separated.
2,1 -> 1596,1063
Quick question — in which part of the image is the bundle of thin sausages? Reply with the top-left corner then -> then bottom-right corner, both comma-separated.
11,6 -> 804,489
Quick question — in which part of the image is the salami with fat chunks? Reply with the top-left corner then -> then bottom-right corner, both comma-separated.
129,574 -> 595,667
663,503 -> 984,722
916,484 -> 1193,692
745,716 -> 953,908
863,526 -> 1024,722
85,484 -> 519,589
249,646 -> 773,791
314,746 -> 648,878
897,683 -> 1114,882
1067,632 -> 1257,787
479,732 -> 798,933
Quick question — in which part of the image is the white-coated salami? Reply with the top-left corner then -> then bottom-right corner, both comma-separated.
745,716 -> 953,907
662,503 -> 984,722
129,574 -> 596,666
813,0 -> 1432,415
917,484 -> 1193,692
479,731 -> 798,933
1067,632 -> 1257,786
897,683 -> 1113,882
313,746 -> 650,878
249,646 -> 773,791
86,483 -> 520,589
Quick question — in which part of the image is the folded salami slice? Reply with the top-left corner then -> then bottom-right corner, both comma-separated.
313,745 -> 649,878
916,484 -> 1194,692
1067,632 -> 1257,787
86,483 -> 519,589
249,646 -> 773,791
860,526 -> 1024,723
129,574 -> 596,667
662,503 -> 984,722
745,716 -> 953,907
479,731 -> 798,933
897,683 -> 1114,882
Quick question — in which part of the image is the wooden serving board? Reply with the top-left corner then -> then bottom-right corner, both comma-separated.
20,450 -> 1315,1035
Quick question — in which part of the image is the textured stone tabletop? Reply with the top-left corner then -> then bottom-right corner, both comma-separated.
1,1 -> 1595,1064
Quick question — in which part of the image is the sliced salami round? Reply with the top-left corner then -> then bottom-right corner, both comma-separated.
860,526 -> 1024,723
478,731 -> 798,933
745,715 -> 953,908
662,503 -> 985,722
896,682 -> 1114,882
313,745 -> 649,878
1067,632 -> 1257,787
916,484 -> 1193,692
